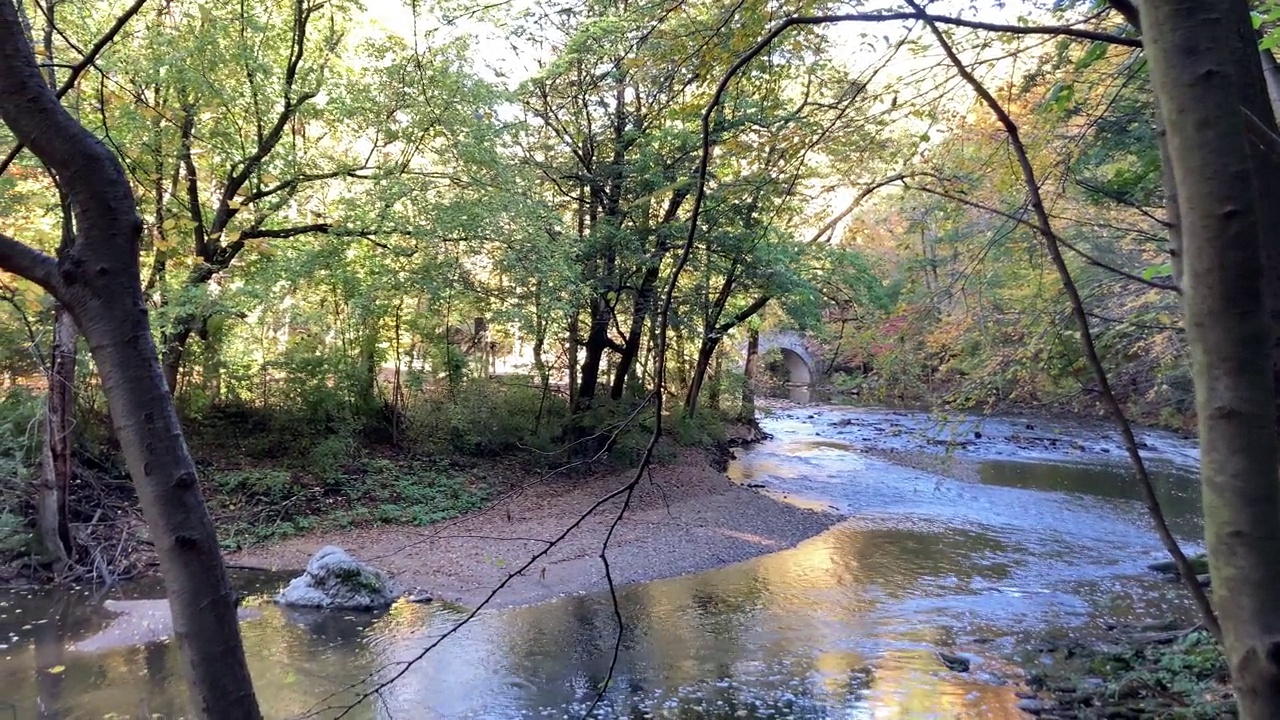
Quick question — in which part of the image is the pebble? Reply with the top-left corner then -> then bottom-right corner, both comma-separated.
1017,698 -> 1050,714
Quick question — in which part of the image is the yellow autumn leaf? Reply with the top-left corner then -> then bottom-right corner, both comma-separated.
47,665 -> 65,674
228,198 -> 242,210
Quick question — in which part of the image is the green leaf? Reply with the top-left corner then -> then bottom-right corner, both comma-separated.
1074,41 -> 1109,71
1141,262 -> 1172,281
1044,82 -> 1076,114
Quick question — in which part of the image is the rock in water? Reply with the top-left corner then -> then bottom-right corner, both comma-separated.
937,651 -> 971,673
276,546 -> 397,610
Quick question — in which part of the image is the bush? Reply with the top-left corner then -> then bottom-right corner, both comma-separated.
0,388 -> 40,522
208,468 -> 295,503
402,378 -> 568,455
0,511 -> 33,559
669,407 -> 728,448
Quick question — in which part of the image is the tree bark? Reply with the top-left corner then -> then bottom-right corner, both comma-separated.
0,4 -> 261,717
1260,48 -> 1280,124
738,326 -> 759,423
610,264 -> 658,400
685,295 -> 770,415
1153,105 -> 1182,285
33,0 -> 73,572
574,296 -> 612,413
1141,0 -> 1280,716
37,306 -> 75,567
1226,10 -> 1280,439
161,324 -> 191,395
685,336 -> 717,416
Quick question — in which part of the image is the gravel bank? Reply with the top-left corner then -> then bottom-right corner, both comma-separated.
230,448 -> 840,608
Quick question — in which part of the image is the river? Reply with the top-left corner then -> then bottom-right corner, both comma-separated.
0,405 -> 1202,718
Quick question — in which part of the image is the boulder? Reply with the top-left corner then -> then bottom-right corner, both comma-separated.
275,546 -> 397,610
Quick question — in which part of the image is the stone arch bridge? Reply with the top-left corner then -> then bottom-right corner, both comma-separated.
752,330 -> 819,386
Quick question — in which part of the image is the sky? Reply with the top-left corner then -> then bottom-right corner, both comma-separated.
353,0 -> 1056,86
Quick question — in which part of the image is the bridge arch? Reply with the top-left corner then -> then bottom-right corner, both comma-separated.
754,330 -> 818,386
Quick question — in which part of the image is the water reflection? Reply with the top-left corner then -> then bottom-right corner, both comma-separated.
975,459 -> 1202,538
0,409 -> 1202,719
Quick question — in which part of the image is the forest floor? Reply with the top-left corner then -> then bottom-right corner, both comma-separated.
229,446 -> 841,608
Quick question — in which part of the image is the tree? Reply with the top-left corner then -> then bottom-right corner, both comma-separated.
31,0 -> 77,570
0,1 -> 261,717
1140,0 -> 1280,715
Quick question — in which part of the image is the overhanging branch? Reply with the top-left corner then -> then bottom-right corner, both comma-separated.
0,232 -> 59,293
902,180 -> 1179,293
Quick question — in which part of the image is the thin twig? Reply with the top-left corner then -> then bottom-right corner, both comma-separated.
578,483 -> 636,719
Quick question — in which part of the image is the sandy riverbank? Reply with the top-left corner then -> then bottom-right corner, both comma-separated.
229,448 -> 841,608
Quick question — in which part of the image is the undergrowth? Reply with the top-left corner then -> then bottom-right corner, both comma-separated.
209,457 -> 487,551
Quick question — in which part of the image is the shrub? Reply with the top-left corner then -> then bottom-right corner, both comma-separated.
401,379 -> 568,455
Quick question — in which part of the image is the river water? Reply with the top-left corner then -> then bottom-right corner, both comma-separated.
0,406 -> 1202,719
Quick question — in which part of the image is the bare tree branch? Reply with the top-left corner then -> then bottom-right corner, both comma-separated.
1244,106 -> 1280,164
209,0 -> 323,238
902,181 -> 1179,293
579,483 -> 637,719
807,173 -> 909,245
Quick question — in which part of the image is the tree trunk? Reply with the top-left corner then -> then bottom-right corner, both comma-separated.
686,294 -> 770,416
1260,48 -> 1280,124
708,349 -> 722,411
33,0 -> 72,572
1143,1 -> 1280,716
37,306 -> 75,567
161,324 -> 192,396
573,297 -> 612,413
738,326 -> 759,424
0,5 -> 261,716
567,309 -> 579,411
81,302 -> 261,717
684,335 -> 718,416
610,265 -> 658,400
1153,104 -> 1183,285
532,311 -> 550,435
1227,10 -> 1280,438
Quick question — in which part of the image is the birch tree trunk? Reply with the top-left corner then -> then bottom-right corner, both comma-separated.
1141,1 -> 1280,716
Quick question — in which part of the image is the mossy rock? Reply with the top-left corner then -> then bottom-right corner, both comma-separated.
275,546 -> 398,610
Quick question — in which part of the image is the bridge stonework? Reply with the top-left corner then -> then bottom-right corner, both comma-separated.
750,330 -> 819,386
